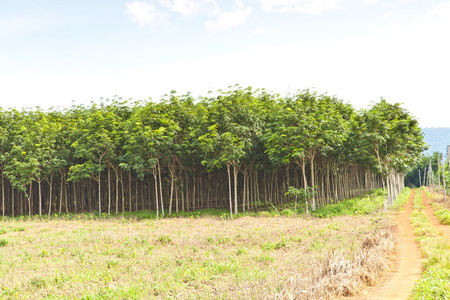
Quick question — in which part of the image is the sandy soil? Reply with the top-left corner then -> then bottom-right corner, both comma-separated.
348,190 -> 422,299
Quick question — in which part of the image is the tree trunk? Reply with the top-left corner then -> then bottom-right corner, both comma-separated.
28,181 -> 32,218
48,175 -> 53,216
158,160 -> 165,217
233,164 -> 239,215
38,176 -> 42,217
128,170 -> 132,212
115,167 -> 119,215
227,164 -> 233,218
1,173 -> 4,218
108,166 -> 111,215
153,171 -> 159,218
98,172 -> 102,215
168,161 -> 175,216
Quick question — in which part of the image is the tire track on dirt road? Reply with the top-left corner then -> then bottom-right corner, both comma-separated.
350,190 -> 422,300
420,189 -> 450,238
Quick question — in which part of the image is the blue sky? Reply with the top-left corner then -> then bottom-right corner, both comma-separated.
1,0 -> 449,127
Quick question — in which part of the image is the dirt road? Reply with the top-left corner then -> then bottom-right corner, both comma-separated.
421,189 -> 450,238
351,190 -> 422,299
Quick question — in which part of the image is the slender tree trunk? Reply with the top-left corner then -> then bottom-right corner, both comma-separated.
107,166 -> 111,215
310,152 -> 316,211
11,186 -> 15,218
48,175 -> 53,216
233,164 -> 239,215
120,169 -> 124,213
98,172 -> 102,214
135,177 -> 138,212
129,170 -> 132,212
38,176 -> 42,217
1,173 -> 4,218
185,171 -> 189,211
443,154 -> 446,201
28,181 -> 33,218
73,181 -> 77,214
115,167 -> 119,215
176,185 -> 179,214
158,160 -> 165,217
168,161 -> 175,216
227,164 -> 233,218
59,174 -> 63,214
65,177 -> 69,213
153,171 -> 159,218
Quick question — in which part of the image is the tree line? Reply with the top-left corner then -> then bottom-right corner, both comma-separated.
0,86 -> 426,217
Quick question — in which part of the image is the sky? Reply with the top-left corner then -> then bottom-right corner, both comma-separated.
1,0 -> 449,127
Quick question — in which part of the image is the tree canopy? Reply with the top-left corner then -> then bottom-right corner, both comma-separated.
0,87 -> 426,217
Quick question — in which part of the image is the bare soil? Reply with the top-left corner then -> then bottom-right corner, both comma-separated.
348,190 -> 422,299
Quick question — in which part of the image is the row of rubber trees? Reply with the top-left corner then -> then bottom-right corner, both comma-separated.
420,153 -> 448,200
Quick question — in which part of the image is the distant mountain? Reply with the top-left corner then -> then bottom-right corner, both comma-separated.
422,127 -> 450,156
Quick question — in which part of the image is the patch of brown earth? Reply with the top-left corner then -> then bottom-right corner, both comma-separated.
348,190 -> 422,299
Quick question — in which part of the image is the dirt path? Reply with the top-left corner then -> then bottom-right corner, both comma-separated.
349,190 -> 422,299
420,189 -> 450,238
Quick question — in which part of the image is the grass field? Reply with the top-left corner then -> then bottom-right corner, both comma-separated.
410,189 -> 450,299
0,190 -> 401,299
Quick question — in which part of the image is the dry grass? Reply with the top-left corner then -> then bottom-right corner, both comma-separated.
272,228 -> 396,299
0,213 -> 396,299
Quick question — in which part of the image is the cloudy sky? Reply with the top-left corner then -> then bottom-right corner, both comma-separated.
1,0 -> 449,127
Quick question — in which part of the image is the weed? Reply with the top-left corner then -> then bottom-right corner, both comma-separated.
254,254 -> 275,264
308,240 -> 324,251
0,238 -> 8,247
39,249 -> 48,257
106,260 -> 119,269
236,248 -> 247,255
262,238 -> 288,251
30,277 -> 46,289
157,235 -> 172,245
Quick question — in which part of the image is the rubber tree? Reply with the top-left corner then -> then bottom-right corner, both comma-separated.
354,99 -> 426,208
69,103 -> 117,214
198,86 -> 261,217
0,108 -> 14,217
3,110 -> 39,217
122,100 -> 180,218
159,91 -> 196,215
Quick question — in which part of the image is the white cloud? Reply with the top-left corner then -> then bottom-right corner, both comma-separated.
205,1 -> 252,31
365,0 -> 380,4
126,1 -> 165,25
259,0 -> 340,14
159,0 -> 201,16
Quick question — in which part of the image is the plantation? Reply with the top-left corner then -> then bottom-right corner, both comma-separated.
0,87 -> 425,218
0,87 -> 436,299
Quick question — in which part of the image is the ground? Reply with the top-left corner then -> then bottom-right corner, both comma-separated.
2,188 -> 449,299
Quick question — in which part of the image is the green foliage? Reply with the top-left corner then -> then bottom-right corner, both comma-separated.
434,208 -> 450,225
312,189 -> 390,218
0,88 -> 424,218
285,186 -> 317,201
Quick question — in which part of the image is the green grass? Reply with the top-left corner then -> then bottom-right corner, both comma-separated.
410,190 -> 450,299
0,206 -> 391,299
312,188 -> 411,218
0,188 -> 407,224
